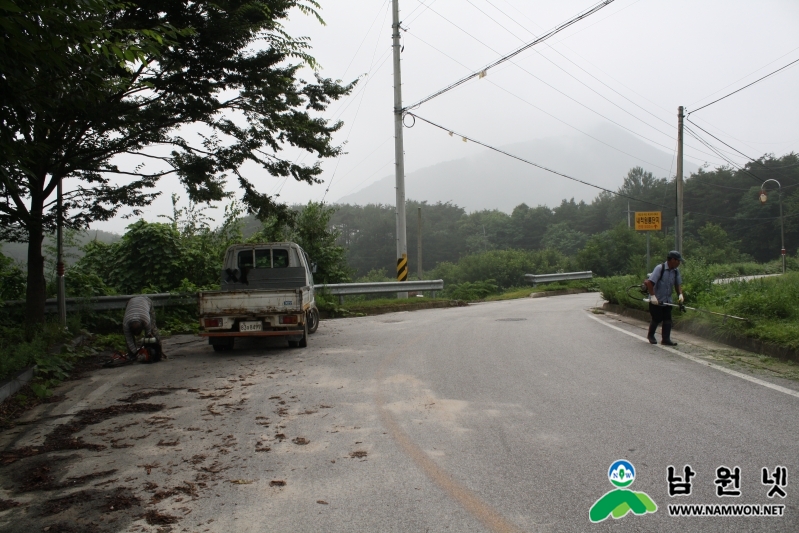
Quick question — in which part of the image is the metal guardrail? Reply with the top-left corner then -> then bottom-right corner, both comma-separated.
1,280 -> 446,313
525,271 -> 593,286
319,280 -> 444,304
1,293 -> 198,313
318,280 -> 443,295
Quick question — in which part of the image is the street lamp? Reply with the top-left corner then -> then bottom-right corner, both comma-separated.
759,179 -> 786,274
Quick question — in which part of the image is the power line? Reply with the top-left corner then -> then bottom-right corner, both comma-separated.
687,56 -> 799,116
404,0 -> 440,26
405,2 -> 727,167
338,0 -> 391,81
407,111 -> 673,209
322,3 -> 392,201
460,0 -> 734,167
407,112 -> 789,222
402,0 -> 616,111
684,126 -> 763,185
687,45 -> 799,108
404,30 -> 674,172
686,119 -> 799,173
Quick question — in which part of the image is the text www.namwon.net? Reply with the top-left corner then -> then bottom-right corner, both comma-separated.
668,504 -> 785,517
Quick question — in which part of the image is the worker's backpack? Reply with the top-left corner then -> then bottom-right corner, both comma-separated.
639,262 -> 669,295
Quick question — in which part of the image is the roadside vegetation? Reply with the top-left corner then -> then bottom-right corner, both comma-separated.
599,259 -> 799,351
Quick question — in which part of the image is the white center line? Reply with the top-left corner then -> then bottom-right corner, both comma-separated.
585,311 -> 799,400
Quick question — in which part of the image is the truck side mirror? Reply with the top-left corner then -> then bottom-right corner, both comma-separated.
311,263 -> 318,274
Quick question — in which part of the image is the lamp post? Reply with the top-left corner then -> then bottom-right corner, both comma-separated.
759,178 -> 785,274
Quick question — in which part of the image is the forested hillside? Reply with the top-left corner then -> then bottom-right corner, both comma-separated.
1,155 -> 796,301
332,154 -> 799,277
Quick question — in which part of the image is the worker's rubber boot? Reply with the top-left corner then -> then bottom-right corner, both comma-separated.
647,322 -> 658,344
661,321 -> 678,346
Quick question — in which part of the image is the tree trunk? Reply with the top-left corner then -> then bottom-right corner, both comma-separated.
25,208 -> 46,338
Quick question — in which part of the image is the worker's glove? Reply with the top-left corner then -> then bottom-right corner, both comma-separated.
678,293 -> 684,303
649,295 -> 659,306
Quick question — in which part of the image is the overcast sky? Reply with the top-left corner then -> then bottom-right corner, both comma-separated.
99,0 -> 799,233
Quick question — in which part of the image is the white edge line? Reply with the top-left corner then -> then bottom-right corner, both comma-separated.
585,311 -> 799,400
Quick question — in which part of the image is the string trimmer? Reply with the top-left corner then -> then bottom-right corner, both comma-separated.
625,285 -> 749,322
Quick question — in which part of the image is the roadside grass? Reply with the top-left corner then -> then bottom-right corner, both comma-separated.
598,268 -> 799,352
485,279 -> 599,302
704,349 -> 799,382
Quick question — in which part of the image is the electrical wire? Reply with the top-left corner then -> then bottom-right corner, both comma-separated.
404,3 -> 726,167
406,112 -> 791,222
684,126 -> 764,185
457,0 -> 729,166
402,0 -> 616,111
404,0 -> 440,27
687,56 -> 799,116
404,30 -> 674,172
494,0 -> 669,116
322,2 -> 392,201
338,0 -> 390,82
686,119 -> 799,173
407,111 -> 674,209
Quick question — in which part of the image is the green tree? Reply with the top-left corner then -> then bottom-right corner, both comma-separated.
541,223 -> 588,256
1,0 -> 353,327
684,222 -> 748,264
578,223 -> 646,277
107,221 -> 186,293
292,202 -> 350,283
0,251 -> 26,302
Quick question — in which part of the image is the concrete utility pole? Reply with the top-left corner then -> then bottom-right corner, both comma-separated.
417,207 -> 422,281
392,0 -> 408,298
676,106 -> 684,254
626,201 -> 631,228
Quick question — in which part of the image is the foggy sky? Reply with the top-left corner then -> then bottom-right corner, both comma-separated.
97,0 -> 799,233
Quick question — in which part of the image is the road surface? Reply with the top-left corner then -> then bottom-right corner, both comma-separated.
1,292 -> 797,532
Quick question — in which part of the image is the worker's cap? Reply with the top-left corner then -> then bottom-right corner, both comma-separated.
667,250 -> 683,262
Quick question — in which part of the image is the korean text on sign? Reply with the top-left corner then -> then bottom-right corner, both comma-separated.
634,211 -> 662,231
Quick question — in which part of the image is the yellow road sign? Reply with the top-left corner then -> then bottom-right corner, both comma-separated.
635,211 -> 662,231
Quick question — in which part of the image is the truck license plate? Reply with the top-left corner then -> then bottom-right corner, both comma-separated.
239,321 -> 262,332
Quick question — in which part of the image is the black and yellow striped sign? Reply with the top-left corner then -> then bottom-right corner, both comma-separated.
396,253 -> 408,281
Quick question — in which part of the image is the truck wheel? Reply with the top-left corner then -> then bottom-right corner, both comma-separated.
307,308 -> 319,334
299,320 -> 308,347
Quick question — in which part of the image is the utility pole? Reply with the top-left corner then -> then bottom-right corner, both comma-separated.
417,207 -> 422,281
676,105 -> 684,254
392,0 -> 408,298
626,201 -> 631,228
56,177 -> 67,328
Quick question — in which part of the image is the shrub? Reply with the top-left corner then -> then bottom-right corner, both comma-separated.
431,248 -> 573,289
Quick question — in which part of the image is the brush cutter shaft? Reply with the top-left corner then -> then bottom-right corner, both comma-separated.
640,298 -> 748,321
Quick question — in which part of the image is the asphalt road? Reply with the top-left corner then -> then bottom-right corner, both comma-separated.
1,293 -> 797,532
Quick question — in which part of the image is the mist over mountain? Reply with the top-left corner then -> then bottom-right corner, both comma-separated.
335,124 -> 699,210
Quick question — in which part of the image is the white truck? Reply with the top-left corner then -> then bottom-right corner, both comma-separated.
198,242 -> 319,351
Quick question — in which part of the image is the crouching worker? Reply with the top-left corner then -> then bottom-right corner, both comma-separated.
123,295 -> 163,361
644,250 -> 685,346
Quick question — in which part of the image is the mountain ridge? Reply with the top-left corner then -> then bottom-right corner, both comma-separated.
335,123 -> 698,211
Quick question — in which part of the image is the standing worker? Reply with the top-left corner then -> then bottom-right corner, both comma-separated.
123,295 -> 162,361
645,251 -> 685,346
